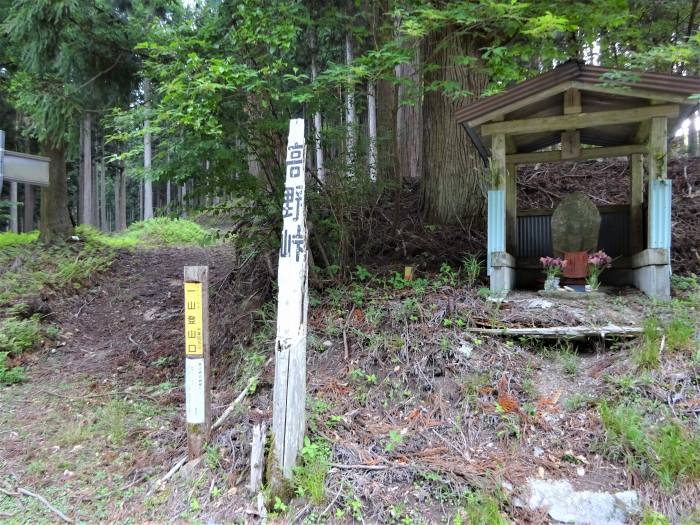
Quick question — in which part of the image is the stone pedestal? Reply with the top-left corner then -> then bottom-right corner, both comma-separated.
630,249 -> 670,300
491,251 -> 516,295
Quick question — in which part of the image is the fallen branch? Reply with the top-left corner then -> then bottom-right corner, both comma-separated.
128,335 -> 146,356
212,358 -> 272,431
330,462 -> 407,471
469,324 -> 642,339
16,487 -> 73,523
153,456 -> 187,492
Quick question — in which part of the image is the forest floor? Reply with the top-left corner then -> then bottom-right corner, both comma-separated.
1,225 -> 700,524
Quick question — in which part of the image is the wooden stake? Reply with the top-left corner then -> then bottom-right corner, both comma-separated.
272,119 -> 308,480
183,266 -> 211,459
249,422 -> 266,493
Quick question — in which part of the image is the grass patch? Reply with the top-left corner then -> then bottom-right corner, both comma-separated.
0,236 -> 114,306
0,317 -> 43,384
634,316 -> 662,369
634,314 -> 698,369
565,393 -> 596,411
78,218 -> 214,248
454,489 -> 508,525
0,316 -> 41,355
599,401 -> 700,490
665,316 -> 695,353
558,343 -> 579,376
0,230 -> 40,248
293,437 -> 330,505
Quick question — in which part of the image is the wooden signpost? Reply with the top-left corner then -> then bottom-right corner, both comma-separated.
1,129 -> 48,234
183,266 -> 211,460
272,118 -> 309,480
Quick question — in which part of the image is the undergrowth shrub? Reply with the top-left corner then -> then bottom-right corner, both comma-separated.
293,437 -> 330,505
599,401 -> 700,490
128,218 -> 214,246
454,489 -> 508,525
0,230 -> 39,248
634,314 -> 697,369
0,316 -> 42,384
634,316 -> 662,369
77,218 -> 213,248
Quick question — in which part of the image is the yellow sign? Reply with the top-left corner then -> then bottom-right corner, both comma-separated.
184,282 -> 203,356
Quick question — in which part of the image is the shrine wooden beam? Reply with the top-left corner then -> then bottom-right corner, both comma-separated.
570,81 -> 692,105
505,144 -> 647,164
481,104 -> 679,136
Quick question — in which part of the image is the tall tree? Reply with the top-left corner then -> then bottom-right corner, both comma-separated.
3,0 -> 144,242
420,27 -> 487,223
345,32 -> 356,174
143,78 -> 154,219
81,113 -> 94,225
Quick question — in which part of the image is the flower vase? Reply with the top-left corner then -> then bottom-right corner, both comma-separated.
586,276 -> 600,291
544,277 -> 560,291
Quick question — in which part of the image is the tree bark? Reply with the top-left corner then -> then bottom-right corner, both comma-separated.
99,141 -> 107,230
139,180 -> 144,221
114,161 -> 127,232
374,0 -> 398,181
40,145 -> 73,243
396,45 -> 422,182
80,113 -> 93,225
367,81 -> 378,181
689,112 -> 698,157
345,33 -> 356,175
420,30 -> 488,224
92,158 -> 98,226
143,79 -> 154,220
310,29 -> 325,182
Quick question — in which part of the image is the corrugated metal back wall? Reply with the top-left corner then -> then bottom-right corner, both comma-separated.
517,207 -> 630,258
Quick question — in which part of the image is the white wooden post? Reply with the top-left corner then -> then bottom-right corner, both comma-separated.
183,266 -> 211,459
272,118 -> 308,480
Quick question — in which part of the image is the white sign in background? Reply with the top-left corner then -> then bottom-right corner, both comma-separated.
185,358 -> 206,424
272,118 -> 309,477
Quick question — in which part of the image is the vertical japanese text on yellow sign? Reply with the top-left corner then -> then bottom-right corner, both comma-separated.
184,282 -> 203,356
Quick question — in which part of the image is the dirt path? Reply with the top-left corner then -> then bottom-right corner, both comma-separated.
0,245 -> 239,523
44,245 -> 237,378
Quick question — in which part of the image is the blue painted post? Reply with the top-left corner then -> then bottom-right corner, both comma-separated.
487,189 -> 506,276
648,179 -> 672,251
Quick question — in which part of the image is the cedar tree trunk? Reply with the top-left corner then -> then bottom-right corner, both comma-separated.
420,29 -> 488,224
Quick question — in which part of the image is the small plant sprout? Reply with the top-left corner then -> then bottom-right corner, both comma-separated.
384,429 -> 405,452
462,254 -> 482,287
354,264 -> 371,281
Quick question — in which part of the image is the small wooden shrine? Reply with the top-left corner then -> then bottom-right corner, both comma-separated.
456,60 -> 700,299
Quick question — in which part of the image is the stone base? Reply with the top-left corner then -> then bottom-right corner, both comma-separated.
630,249 -> 671,300
632,264 -> 670,300
490,251 -> 516,295
537,289 -> 607,300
